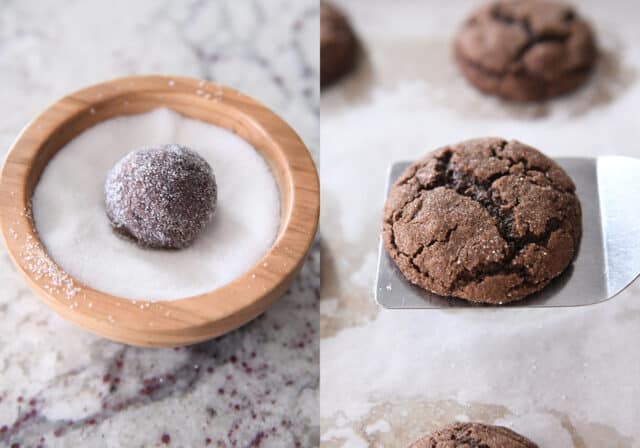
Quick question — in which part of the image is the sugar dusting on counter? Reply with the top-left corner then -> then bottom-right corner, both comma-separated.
31,108 -> 280,301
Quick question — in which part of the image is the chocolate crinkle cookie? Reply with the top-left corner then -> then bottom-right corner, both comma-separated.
321,1 -> 357,87
382,137 -> 581,304
409,422 -> 538,448
105,144 -> 217,249
454,0 -> 597,101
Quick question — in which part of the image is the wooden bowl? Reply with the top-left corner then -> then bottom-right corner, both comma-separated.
0,75 -> 319,347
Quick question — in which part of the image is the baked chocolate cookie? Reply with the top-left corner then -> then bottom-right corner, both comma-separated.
321,1 -> 357,87
382,138 -> 581,304
454,0 -> 597,101
409,422 -> 538,448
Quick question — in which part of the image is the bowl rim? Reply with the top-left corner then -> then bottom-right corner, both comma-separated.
0,75 -> 319,347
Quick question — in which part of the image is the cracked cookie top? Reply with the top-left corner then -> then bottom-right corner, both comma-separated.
454,0 -> 597,101
409,422 -> 538,448
382,138 -> 581,304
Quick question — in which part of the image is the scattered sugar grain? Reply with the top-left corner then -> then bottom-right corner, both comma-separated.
20,239 -> 80,300
32,108 -> 280,301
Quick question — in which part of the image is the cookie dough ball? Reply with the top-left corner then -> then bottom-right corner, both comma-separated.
409,422 -> 538,448
105,144 -> 217,249
321,1 -> 357,87
382,138 -> 581,304
454,0 -> 597,101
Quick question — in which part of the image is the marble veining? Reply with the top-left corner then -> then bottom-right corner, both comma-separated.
0,0 -> 319,447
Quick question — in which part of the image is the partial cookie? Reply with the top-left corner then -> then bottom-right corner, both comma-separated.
321,1 -> 357,87
454,0 -> 597,101
382,138 -> 581,304
409,422 -> 538,448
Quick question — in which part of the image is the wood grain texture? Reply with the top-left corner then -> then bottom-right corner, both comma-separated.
0,75 -> 319,347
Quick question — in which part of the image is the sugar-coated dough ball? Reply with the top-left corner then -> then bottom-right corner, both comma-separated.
105,144 -> 217,249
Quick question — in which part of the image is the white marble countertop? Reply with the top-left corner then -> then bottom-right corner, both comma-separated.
0,1 -> 319,447
320,0 -> 640,446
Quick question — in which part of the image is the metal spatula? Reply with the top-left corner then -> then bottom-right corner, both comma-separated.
375,157 -> 640,308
